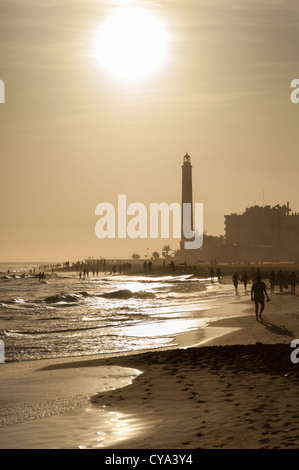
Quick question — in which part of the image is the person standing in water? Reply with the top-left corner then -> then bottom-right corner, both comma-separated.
251,275 -> 270,321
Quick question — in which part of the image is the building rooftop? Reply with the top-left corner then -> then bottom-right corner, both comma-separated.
225,203 -> 292,217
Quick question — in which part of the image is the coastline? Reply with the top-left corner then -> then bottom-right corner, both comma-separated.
0,290 -> 299,448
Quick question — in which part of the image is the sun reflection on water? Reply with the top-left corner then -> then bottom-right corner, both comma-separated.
78,408 -> 159,448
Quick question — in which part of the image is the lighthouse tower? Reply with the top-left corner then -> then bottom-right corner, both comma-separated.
180,152 -> 194,251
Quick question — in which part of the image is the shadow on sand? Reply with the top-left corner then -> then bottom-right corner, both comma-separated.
258,318 -> 294,337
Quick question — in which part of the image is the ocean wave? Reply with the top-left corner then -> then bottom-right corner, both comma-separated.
6,298 -> 25,304
3,325 -> 104,336
100,289 -> 155,299
44,291 -> 90,304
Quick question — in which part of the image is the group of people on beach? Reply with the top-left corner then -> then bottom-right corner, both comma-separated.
143,261 -> 153,272
111,263 -> 132,275
231,267 -> 298,321
209,267 -> 222,282
78,263 -> 133,278
232,268 -> 297,294
268,269 -> 297,294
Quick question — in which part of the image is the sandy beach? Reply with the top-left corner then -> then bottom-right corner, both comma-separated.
0,289 -> 299,449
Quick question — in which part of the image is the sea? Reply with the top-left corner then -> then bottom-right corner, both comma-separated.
0,262 -> 237,363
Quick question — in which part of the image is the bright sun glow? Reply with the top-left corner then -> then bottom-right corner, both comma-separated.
95,8 -> 168,81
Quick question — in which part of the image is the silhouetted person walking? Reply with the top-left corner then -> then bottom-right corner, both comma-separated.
269,270 -> 276,293
251,275 -> 270,320
289,272 -> 297,294
232,272 -> 239,291
241,272 -> 249,292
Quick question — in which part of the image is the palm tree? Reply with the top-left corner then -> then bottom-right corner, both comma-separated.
162,245 -> 171,257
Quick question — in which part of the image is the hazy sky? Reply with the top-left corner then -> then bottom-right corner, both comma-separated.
1,0 -> 299,261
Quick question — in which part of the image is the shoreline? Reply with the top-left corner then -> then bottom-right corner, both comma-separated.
0,291 -> 299,448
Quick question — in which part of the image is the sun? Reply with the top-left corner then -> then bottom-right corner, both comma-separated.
94,8 -> 168,81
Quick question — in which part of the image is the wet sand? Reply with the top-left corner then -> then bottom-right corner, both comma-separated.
0,290 -> 299,449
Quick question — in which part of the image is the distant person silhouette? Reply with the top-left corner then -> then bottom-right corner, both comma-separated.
216,268 -> 222,282
210,268 -> 215,282
241,272 -> 249,292
283,270 -> 289,290
289,272 -> 297,294
232,272 -> 240,291
251,275 -> 270,320
277,270 -> 284,292
269,270 -> 276,293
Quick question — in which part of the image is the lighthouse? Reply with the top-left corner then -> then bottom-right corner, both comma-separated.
180,152 -> 194,251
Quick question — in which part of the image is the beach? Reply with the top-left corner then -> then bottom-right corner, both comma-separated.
0,287 -> 299,449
